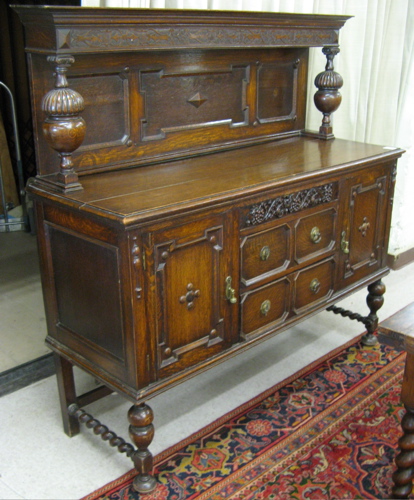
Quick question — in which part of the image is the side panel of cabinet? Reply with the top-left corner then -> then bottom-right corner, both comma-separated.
339,164 -> 393,286
34,202 -> 137,391
147,213 -> 238,379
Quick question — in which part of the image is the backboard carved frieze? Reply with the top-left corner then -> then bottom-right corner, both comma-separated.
244,183 -> 336,227
58,27 -> 338,52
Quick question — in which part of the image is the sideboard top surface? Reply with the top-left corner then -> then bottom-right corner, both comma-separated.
29,136 -> 403,225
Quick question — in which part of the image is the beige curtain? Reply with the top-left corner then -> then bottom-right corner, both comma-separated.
81,0 -> 414,257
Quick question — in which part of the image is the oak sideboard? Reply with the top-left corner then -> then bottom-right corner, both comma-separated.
15,6 -> 403,493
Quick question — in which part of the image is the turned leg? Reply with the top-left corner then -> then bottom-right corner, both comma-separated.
128,402 -> 157,494
393,353 -> 414,498
361,279 -> 386,346
54,353 -> 80,437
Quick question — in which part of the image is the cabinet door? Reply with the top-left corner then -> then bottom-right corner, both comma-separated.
340,167 -> 389,285
149,214 -> 238,379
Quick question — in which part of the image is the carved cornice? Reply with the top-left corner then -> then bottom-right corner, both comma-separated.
57,27 -> 337,53
245,183 -> 335,227
14,7 -> 350,54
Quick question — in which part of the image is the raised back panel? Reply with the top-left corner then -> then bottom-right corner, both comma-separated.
28,48 -> 308,176
15,7 -> 350,182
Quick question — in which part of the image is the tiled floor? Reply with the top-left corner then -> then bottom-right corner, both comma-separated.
0,231 -> 48,371
1,231 -> 414,499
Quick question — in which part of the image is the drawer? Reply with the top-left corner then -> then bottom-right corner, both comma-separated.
294,208 -> 336,264
241,223 -> 290,285
241,277 -> 290,337
293,258 -> 335,313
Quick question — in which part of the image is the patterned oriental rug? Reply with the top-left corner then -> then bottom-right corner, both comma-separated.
83,336 -> 411,500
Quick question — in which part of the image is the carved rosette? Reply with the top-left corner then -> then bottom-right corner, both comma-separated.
42,55 -> 85,192
314,47 -> 343,139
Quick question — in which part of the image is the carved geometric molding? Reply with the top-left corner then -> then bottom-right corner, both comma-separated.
60,27 -> 339,52
245,183 -> 335,227
187,92 -> 208,108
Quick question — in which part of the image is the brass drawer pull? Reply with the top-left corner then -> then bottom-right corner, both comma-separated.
310,278 -> 321,294
225,276 -> 237,304
260,299 -> 271,316
310,226 -> 322,244
260,245 -> 271,261
341,231 -> 350,254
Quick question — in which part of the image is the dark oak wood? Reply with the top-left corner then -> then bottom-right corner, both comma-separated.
313,47 -> 343,139
362,279 -> 386,345
54,354 -> 79,437
378,303 -> 414,499
15,6 -> 404,493
128,403 -> 157,493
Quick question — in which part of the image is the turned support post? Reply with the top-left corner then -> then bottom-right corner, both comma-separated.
128,402 -> 157,494
42,55 -> 85,192
313,47 -> 343,139
392,351 -> 414,498
393,405 -> 414,498
361,279 -> 386,346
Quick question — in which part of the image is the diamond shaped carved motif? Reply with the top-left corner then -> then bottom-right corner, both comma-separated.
187,92 -> 208,108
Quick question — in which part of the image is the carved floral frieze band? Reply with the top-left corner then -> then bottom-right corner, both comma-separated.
58,27 -> 337,52
245,183 -> 335,226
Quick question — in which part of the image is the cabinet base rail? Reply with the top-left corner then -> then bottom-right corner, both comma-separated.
68,402 -> 157,494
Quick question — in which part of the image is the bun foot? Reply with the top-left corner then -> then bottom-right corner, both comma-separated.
133,472 -> 157,494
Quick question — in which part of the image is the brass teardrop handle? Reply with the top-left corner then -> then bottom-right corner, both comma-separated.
310,227 -> 322,244
310,278 -> 321,294
341,231 -> 350,254
260,299 -> 271,316
225,276 -> 237,304
260,245 -> 271,261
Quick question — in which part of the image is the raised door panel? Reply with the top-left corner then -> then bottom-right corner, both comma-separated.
340,169 -> 388,285
151,215 -> 236,378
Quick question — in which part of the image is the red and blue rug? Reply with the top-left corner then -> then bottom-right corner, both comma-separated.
83,336 -> 410,499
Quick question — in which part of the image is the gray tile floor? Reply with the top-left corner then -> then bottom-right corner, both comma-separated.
1,229 -> 413,499
0,232 -> 48,371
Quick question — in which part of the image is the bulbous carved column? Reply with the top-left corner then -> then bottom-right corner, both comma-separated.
128,403 -> 157,494
361,279 -> 385,346
314,47 -> 343,139
42,55 -> 85,192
